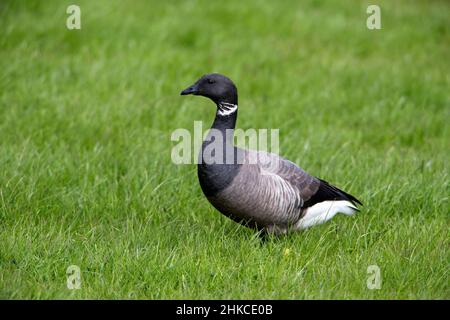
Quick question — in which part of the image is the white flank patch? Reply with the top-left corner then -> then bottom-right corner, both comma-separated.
295,200 -> 358,230
217,102 -> 237,116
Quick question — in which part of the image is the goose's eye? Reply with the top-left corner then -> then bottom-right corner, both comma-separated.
207,78 -> 215,84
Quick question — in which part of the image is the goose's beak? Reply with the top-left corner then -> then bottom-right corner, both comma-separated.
180,84 -> 199,95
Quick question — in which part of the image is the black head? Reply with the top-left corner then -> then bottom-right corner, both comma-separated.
180,73 -> 238,105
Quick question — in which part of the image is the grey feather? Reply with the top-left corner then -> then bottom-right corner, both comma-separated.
206,149 -> 320,232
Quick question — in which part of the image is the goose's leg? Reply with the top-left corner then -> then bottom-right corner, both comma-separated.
257,227 -> 280,243
257,230 -> 269,243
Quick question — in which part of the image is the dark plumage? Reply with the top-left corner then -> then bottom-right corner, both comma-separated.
303,179 -> 363,209
180,73 -> 362,235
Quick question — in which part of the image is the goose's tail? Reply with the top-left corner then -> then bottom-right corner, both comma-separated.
296,179 -> 362,230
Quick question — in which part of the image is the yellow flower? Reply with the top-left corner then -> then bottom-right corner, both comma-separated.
283,248 -> 291,257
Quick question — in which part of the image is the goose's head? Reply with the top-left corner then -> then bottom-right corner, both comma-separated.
180,73 -> 238,105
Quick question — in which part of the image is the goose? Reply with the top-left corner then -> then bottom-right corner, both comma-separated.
180,73 -> 362,235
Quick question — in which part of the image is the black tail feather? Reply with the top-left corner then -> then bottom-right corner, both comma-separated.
303,178 -> 363,208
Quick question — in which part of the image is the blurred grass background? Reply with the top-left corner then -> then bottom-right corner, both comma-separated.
0,0 -> 449,299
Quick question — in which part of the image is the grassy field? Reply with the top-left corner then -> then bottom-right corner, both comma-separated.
0,0 -> 449,299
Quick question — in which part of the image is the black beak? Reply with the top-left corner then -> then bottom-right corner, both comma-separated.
180,84 -> 199,95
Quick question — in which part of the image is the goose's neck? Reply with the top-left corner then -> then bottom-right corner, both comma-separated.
201,101 -> 239,163
198,101 -> 241,196
211,102 -> 238,133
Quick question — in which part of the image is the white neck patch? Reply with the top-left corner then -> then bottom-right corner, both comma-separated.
217,102 -> 238,116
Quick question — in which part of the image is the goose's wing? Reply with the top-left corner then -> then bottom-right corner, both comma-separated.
250,150 -> 362,209
249,150 -> 320,208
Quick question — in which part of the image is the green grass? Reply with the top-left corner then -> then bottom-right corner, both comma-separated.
0,0 -> 449,299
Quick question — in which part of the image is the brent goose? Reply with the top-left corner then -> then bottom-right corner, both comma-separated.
180,73 -> 362,235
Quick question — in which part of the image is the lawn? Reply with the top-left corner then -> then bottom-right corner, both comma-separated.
0,0 -> 448,299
